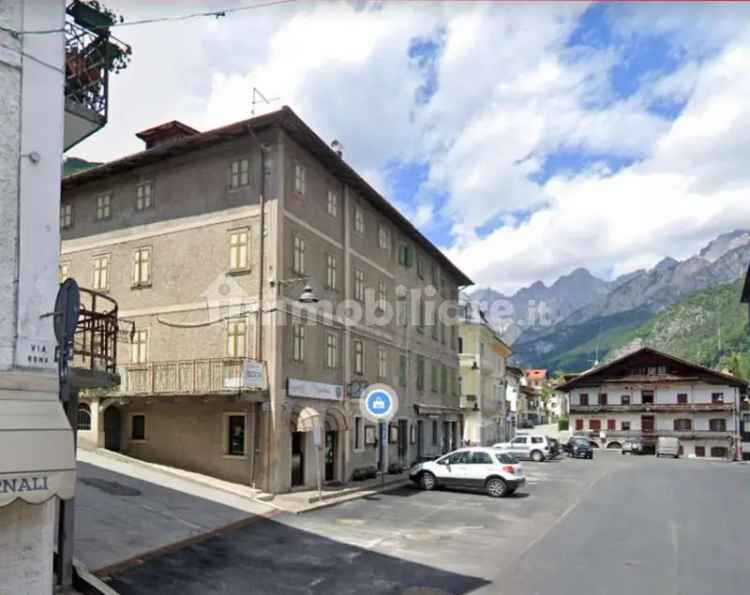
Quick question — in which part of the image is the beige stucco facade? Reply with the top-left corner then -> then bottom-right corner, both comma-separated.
458,308 -> 511,446
63,108 -> 470,493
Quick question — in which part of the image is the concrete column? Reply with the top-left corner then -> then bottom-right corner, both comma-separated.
0,500 -> 55,594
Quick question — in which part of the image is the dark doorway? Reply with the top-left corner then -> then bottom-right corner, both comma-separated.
325,430 -> 337,482
417,420 -> 424,460
398,420 -> 408,464
442,421 -> 450,453
103,406 -> 121,452
291,431 -> 305,487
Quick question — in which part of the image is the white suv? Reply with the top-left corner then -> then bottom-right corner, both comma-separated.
409,447 -> 525,497
493,434 -> 551,462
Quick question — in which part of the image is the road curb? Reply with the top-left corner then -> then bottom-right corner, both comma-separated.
73,557 -> 119,595
293,478 -> 412,514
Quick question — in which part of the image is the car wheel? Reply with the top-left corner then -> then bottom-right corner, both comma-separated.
486,477 -> 508,498
419,472 -> 436,491
587,453 -> 593,459
531,450 -> 544,462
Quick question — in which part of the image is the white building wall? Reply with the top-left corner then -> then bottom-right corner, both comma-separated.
0,2 -> 67,593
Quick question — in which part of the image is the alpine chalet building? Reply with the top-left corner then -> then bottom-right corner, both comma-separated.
560,347 -> 746,459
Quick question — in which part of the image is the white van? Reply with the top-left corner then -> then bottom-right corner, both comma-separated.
656,437 -> 680,458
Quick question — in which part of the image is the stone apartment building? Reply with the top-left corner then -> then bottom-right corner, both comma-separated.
62,107 -> 472,494
457,300 -> 511,446
561,347 -> 746,459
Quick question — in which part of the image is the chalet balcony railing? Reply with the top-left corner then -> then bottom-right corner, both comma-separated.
570,402 -> 735,414
575,429 -> 733,441
113,357 -> 256,396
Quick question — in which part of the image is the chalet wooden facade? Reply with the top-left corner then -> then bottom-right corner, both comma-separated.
560,347 -> 747,459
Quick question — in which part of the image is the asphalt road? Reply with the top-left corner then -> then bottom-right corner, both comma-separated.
107,453 -> 750,595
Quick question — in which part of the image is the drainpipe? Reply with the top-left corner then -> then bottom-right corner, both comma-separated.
251,132 -> 267,489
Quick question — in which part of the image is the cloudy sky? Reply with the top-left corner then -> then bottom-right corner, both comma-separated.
73,0 -> 750,295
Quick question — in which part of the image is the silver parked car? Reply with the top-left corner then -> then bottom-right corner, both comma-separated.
493,434 -> 552,462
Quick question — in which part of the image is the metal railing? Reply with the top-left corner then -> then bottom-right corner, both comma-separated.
70,287 -> 120,375
115,357 -> 253,396
570,402 -> 735,414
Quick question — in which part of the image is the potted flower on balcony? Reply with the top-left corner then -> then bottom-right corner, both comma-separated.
66,0 -> 119,32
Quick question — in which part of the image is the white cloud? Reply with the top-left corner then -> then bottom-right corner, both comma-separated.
70,2 -> 750,297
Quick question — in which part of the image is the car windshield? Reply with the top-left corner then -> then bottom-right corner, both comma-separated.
495,452 -> 519,464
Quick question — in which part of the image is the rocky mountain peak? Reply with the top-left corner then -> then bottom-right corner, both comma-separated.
698,230 -> 750,263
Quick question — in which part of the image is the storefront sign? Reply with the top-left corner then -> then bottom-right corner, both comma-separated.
0,470 -> 75,507
242,360 -> 267,390
288,378 -> 343,401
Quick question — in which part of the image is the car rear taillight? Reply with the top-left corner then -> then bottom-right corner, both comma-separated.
502,465 -> 516,475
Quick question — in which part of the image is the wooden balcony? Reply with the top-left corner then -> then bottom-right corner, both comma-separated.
570,402 -> 734,415
101,357 -> 263,397
575,429 -> 733,442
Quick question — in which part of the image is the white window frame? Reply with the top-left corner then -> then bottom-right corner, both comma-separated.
325,333 -> 338,369
378,225 -> 391,253
226,319 -> 247,357
377,280 -> 387,312
230,158 -> 250,189
294,161 -> 306,195
96,194 -> 111,221
132,246 -> 152,288
229,228 -> 250,272
354,416 -> 364,451
131,329 -> 148,364
61,203 -> 73,229
292,323 -> 305,362
397,300 -> 408,327
136,181 -> 153,210
223,412 -> 248,459
326,254 -> 337,290
354,206 -> 365,235
354,339 -> 364,375
92,254 -> 110,291
327,190 -> 338,217
378,347 -> 388,380
354,267 -> 365,301
293,235 -> 305,275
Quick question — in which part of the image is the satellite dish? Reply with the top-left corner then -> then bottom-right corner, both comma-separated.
54,278 -> 80,344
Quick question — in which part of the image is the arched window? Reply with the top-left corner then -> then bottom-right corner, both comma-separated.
77,403 -> 91,431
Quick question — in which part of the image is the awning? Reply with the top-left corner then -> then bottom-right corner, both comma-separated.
414,403 -> 462,419
0,373 -> 76,507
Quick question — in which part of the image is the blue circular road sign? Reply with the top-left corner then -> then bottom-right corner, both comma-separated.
360,384 -> 399,422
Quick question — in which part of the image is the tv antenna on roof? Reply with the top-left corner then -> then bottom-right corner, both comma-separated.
251,87 -> 279,116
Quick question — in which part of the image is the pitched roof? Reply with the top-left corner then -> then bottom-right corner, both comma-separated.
742,263 -> 750,304
557,346 -> 747,391
525,369 -> 547,379
63,106 -> 473,286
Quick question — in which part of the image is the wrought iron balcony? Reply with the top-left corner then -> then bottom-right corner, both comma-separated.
108,357 -> 262,397
64,1 -> 131,150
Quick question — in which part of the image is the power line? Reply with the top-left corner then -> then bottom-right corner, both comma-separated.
0,0 -> 296,38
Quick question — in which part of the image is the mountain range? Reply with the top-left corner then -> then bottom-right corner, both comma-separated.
471,230 -> 750,371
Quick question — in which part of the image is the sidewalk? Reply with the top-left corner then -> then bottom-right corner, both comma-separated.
271,472 -> 411,513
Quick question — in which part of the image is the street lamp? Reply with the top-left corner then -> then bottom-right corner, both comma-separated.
270,277 -> 319,303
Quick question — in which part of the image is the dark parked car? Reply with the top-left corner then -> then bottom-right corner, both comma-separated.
566,437 -> 593,459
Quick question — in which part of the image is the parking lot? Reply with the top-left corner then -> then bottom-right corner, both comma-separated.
108,453 -> 750,594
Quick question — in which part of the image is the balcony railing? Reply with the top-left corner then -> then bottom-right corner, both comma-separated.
112,357 -> 259,396
64,2 -> 131,150
570,402 -> 734,414
69,287 -> 119,376
575,429 -> 733,441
